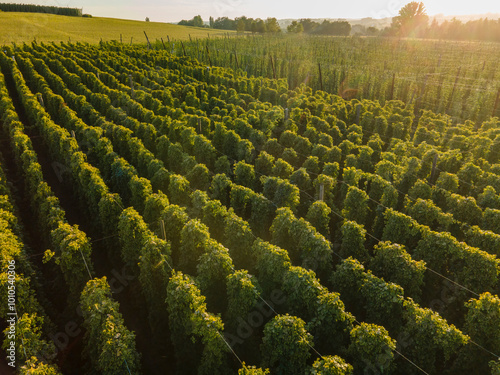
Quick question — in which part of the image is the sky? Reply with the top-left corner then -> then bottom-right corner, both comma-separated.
32,0 -> 500,23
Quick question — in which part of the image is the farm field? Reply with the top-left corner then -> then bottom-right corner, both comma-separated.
176,34 -> 500,124
0,12 -> 232,45
0,37 -> 499,375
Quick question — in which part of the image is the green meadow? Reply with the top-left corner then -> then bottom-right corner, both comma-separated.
0,12 -> 232,45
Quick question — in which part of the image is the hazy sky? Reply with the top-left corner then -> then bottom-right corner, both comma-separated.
36,0 -> 500,22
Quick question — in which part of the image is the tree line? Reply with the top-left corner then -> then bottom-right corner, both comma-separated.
178,15 -> 352,36
385,2 -> 500,42
0,2 -> 84,17
178,2 -> 500,41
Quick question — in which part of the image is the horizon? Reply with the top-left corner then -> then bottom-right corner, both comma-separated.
17,0 -> 500,23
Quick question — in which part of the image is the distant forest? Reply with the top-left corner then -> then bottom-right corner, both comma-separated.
179,14 -> 500,42
0,3 -> 83,17
178,16 -> 352,36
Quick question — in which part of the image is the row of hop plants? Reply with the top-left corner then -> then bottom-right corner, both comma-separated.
12,40 -> 500,374
20,42 -> 359,373
1,49 -> 142,374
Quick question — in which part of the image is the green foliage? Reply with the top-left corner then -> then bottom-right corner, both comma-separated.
138,234 -> 171,328
382,209 -> 424,249
254,239 -> 292,293
19,356 -> 61,375
210,173 -> 232,206
238,365 -> 270,374
255,151 -> 275,176
160,204 -> 189,252
271,207 -> 332,273
303,156 -> 321,175
80,278 -> 141,375
308,292 -> 354,353
331,258 -> 404,332
261,314 -> 313,375
370,242 -> 425,300
129,175 -> 152,214
436,172 -> 459,193
457,293 -> 500,373
51,223 -> 93,299
340,220 -> 369,263
222,209 -> 256,269
401,299 -> 468,373
186,163 -> 211,191
215,155 -> 232,176
306,201 -> 331,237
6,38 -> 500,375
464,225 -> 500,257
309,356 -> 353,375
234,161 -> 256,190
478,186 -> 500,210
446,194 -> 483,226
118,207 -> 148,270
2,313 -> 56,370
196,239 -> 234,312
143,192 -> 170,231
179,219 -> 211,274
405,198 -> 454,230
272,158 -> 294,179
166,271 -> 229,374
226,270 -> 261,331
283,266 -> 325,321
483,208 -> 500,234
262,176 -> 300,211
415,230 -> 500,292
348,323 -> 396,374
169,174 -> 192,206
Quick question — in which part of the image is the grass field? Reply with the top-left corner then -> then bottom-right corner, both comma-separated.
0,12 -> 233,45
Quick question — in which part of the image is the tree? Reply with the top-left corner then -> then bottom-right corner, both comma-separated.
193,15 -> 204,27
391,2 -> 429,37
145,17 -> 150,22
265,17 -> 281,33
299,18 -> 320,33
312,20 -> 351,36
287,21 -> 303,33
178,15 -> 204,27
251,18 -> 266,33
237,18 -> 246,33
213,16 -> 236,30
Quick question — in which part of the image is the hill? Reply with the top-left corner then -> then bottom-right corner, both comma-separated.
0,12 -> 233,45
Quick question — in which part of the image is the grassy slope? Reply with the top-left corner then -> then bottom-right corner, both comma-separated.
0,12 -> 232,44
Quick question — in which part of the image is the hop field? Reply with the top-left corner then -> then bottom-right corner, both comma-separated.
0,39 -> 500,374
